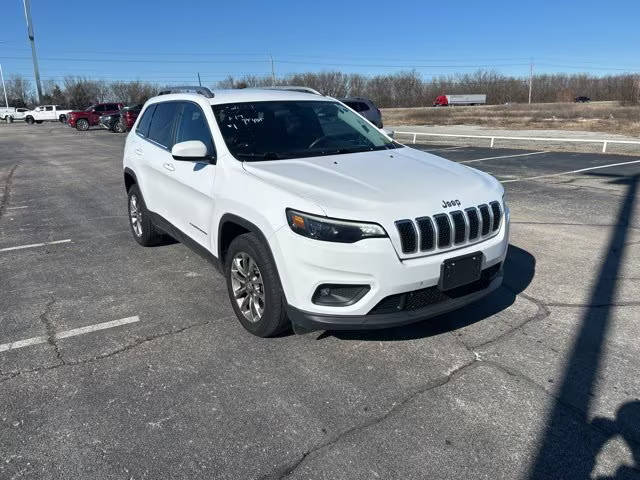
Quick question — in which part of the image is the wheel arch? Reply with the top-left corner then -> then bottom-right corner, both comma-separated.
123,167 -> 137,193
218,213 -> 286,299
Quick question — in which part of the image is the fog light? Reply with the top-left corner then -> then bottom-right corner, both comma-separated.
312,284 -> 370,306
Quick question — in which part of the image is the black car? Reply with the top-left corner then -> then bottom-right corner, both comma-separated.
574,96 -> 591,103
99,104 -> 142,133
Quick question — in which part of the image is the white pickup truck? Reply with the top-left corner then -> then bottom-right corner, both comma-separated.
23,105 -> 72,124
1,107 -> 30,122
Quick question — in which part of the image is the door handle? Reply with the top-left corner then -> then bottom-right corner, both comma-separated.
134,148 -> 143,155
163,162 -> 175,172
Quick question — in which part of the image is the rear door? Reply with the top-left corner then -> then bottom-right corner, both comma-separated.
43,106 -> 55,120
132,102 -> 180,221
161,101 -> 217,247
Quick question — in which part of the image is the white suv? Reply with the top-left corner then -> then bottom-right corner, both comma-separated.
123,86 -> 509,337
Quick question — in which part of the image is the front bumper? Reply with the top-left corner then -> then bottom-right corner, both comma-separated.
270,209 -> 510,327
287,269 -> 502,331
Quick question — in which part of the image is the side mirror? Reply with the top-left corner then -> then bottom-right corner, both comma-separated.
171,140 -> 208,161
381,128 -> 395,139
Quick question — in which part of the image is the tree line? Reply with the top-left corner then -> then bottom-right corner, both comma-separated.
3,70 -> 639,109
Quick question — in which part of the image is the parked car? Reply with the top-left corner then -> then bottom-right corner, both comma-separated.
1,107 -> 29,123
23,105 -> 72,124
338,97 -> 383,128
123,86 -> 509,337
574,96 -> 591,103
100,104 -> 142,133
433,94 -> 487,106
67,102 -> 123,131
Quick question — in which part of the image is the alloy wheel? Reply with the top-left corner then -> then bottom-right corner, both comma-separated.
230,252 -> 265,323
129,194 -> 143,237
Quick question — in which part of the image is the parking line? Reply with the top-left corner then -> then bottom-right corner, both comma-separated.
7,206 -> 29,210
0,316 -> 140,353
0,239 -> 72,253
423,146 -> 465,152
502,159 -> 640,183
460,151 -> 546,163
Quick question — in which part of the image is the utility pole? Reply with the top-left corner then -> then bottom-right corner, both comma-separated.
270,54 -> 276,86
197,72 -> 202,87
528,59 -> 533,104
0,64 -> 8,108
22,0 -> 42,103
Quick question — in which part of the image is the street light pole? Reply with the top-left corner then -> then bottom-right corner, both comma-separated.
22,0 -> 43,103
0,64 -> 8,108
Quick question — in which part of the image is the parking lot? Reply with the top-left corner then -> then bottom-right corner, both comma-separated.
1,122 -> 639,479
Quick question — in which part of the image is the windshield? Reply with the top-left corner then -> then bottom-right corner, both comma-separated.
85,105 -> 96,112
212,100 -> 400,161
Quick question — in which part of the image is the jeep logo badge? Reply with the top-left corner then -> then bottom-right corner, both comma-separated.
442,199 -> 461,208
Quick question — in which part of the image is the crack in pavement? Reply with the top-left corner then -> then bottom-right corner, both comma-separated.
0,316 -> 233,385
257,359 -> 481,480
0,163 -> 19,220
38,296 -> 65,365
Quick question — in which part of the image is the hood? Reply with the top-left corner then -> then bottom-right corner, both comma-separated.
242,147 -> 502,221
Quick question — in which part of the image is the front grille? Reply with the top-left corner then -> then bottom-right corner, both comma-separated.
395,220 -> 417,253
369,263 -> 502,315
490,201 -> 502,231
416,217 -> 435,251
394,201 -> 502,256
466,208 -> 480,240
479,205 -> 491,236
450,211 -> 466,244
433,214 -> 451,248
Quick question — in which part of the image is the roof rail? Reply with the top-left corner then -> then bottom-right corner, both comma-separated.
157,86 -> 214,98
263,86 -> 322,95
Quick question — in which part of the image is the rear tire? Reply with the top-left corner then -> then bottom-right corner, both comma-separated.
76,118 -> 89,131
127,184 -> 164,247
59,115 -> 66,123
6,116 -> 13,123
25,116 -> 34,124
225,233 -> 289,337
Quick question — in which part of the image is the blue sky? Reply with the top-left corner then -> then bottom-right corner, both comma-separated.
1,0 -> 639,87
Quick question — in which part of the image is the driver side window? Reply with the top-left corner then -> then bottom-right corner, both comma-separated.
175,102 -> 216,158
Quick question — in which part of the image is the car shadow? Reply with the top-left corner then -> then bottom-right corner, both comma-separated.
317,244 -> 535,342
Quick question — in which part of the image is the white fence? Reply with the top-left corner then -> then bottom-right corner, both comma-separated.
394,131 -> 640,153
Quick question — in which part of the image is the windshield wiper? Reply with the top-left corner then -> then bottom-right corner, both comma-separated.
235,152 -> 281,161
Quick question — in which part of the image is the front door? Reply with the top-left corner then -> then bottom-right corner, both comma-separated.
160,101 -> 217,249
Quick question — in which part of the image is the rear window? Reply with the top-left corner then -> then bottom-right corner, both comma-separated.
136,104 -> 156,137
147,102 -> 179,148
344,101 -> 370,112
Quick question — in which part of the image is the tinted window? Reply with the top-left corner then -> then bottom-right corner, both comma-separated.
107,104 -> 119,111
45,106 -> 53,111
345,101 -> 369,112
148,102 -> 179,148
213,101 -> 397,161
94,105 -> 106,112
175,102 -> 215,157
136,104 -> 156,137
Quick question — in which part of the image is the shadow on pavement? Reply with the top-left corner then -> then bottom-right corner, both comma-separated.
528,173 -> 639,479
323,244 -> 535,342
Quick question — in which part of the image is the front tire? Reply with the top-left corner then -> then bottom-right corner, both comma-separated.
225,233 -> 289,337
25,116 -> 34,124
114,120 -> 126,133
127,184 -> 164,246
76,118 -> 89,131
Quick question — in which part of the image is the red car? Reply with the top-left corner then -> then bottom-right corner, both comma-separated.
67,102 -> 123,131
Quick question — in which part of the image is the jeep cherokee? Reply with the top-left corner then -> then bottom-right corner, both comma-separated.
123,86 -> 509,337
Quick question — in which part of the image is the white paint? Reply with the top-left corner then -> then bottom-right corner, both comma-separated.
0,316 -> 140,353
423,146 -> 465,152
461,151 -> 546,163
502,159 -> 640,183
6,206 -> 29,210
0,239 -> 71,252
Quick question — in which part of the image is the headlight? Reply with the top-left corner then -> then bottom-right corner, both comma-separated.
286,209 -> 387,243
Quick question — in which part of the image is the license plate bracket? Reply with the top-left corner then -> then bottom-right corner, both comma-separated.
439,252 -> 483,291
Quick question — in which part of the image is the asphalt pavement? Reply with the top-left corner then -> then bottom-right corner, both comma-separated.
1,122 -> 639,479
